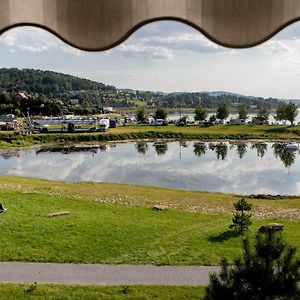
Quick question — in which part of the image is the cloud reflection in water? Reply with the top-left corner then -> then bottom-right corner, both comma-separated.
0,141 -> 300,195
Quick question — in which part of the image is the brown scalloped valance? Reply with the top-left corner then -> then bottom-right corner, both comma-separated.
1,0 -> 300,50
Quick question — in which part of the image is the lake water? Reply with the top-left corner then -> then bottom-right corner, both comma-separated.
1,141 -> 300,195
168,110 -> 300,124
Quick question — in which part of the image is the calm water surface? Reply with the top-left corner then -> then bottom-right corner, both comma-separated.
1,141 -> 300,195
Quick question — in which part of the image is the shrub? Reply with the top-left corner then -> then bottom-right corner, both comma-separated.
229,198 -> 252,234
204,230 -> 300,300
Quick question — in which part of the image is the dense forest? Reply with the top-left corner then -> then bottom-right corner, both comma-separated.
0,68 -> 286,116
0,68 -> 113,95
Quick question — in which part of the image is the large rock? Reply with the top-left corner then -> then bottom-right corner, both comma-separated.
152,205 -> 167,211
259,223 -> 284,233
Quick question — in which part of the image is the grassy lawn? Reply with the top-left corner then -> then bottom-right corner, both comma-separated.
128,99 -> 147,107
1,124 -> 300,148
0,177 -> 298,265
0,284 -> 205,299
109,124 -> 300,139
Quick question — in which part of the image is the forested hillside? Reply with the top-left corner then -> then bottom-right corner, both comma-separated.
157,92 -> 282,110
0,68 -> 113,96
0,68 -> 286,116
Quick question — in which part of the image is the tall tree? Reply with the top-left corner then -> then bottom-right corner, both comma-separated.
238,104 -> 247,120
155,108 -> 167,120
284,101 -> 298,126
216,103 -> 229,121
136,109 -> 147,123
256,106 -> 269,123
275,103 -> 286,123
194,106 -> 207,122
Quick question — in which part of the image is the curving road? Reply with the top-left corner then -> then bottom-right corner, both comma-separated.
0,262 -> 220,286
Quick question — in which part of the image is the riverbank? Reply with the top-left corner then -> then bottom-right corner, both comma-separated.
1,125 -> 300,148
0,177 -> 298,266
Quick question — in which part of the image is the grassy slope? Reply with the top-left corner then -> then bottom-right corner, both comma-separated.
0,177 -> 298,265
1,125 -> 300,148
0,284 -> 205,300
1,176 -> 298,218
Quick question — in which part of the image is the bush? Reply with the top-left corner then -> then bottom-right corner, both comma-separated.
229,198 -> 252,234
204,230 -> 300,300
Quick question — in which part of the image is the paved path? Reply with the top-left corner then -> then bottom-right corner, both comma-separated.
0,263 -> 220,286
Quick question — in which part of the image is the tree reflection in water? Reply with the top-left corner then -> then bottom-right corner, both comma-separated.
209,142 -> 228,160
193,142 -> 207,158
235,143 -> 247,159
179,141 -> 188,148
153,142 -> 168,156
251,142 -> 268,158
135,141 -> 148,155
272,143 -> 296,168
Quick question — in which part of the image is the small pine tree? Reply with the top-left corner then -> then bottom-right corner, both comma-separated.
204,230 -> 300,300
229,198 -> 252,234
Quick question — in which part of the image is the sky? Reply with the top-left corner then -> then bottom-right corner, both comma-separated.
1,21 -> 300,99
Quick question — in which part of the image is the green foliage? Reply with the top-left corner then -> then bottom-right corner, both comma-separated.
216,103 -> 229,121
0,68 -> 110,95
155,108 -> 167,120
136,109 -> 147,123
275,104 -> 286,122
255,106 -> 269,123
284,101 -> 298,126
194,106 -> 207,121
275,102 -> 298,125
229,198 -> 252,234
178,115 -> 188,125
238,104 -> 247,120
209,115 -> 217,123
204,230 -> 300,300
0,68 -> 287,113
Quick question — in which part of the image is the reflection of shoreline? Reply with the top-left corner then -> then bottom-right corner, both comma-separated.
1,140 -> 299,195
1,141 -> 299,170
0,146 -> 39,159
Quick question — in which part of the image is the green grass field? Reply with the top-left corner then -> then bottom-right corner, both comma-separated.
0,177 -> 298,265
0,284 -> 205,299
1,124 -> 300,148
128,99 -> 147,107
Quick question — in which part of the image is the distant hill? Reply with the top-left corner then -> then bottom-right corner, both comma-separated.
0,68 -> 114,96
282,99 -> 300,106
0,68 -> 289,115
206,91 -> 257,99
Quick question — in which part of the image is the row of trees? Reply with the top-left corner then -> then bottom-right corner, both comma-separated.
137,102 -> 299,125
275,101 -> 299,125
136,108 -> 168,123
194,103 -> 266,123
196,101 -> 299,125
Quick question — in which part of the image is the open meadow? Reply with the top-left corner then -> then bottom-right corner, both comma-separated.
0,176 -> 298,265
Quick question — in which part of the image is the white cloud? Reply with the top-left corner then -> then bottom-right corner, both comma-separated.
0,27 -> 84,56
116,43 -> 175,61
114,32 -> 226,62
142,33 -> 225,53
260,40 -> 292,54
